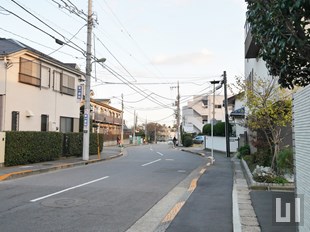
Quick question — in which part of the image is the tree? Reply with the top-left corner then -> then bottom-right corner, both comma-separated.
235,76 -> 293,171
246,0 -> 310,89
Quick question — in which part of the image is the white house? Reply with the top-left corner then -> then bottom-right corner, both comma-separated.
182,94 -> 226,134
228,92 -> 246,142
0,38 -> 84,132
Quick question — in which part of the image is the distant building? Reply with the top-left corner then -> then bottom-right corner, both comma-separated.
0,38 -> 84,132
182,95 -> 227,134
86,98 -> 123,136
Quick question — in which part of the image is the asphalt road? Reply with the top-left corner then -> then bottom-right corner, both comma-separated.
0,144 -> 205,232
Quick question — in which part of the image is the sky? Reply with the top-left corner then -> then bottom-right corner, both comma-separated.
0,0 -> 247,127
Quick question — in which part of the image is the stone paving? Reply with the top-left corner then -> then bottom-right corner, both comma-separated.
232,156 -> 261,232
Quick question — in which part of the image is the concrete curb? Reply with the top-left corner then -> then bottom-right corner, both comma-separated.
240,158 -> 295,191
232,155 -> 261,232
0,152 -> 123,182
180,148 -> 206,157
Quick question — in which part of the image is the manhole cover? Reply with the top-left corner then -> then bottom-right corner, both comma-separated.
41,198 -> 88,208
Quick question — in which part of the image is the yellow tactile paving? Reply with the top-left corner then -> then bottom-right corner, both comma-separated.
162,201 -> 185,223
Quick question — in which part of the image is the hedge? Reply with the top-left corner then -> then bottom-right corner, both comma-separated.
5,131 -> 104,166
5,131 -> 63,166
63,132 -> 103,157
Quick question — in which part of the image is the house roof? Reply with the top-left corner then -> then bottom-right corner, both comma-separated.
0,38 -> 84,75
91,99 -> 122,113
227,92 -> 245,105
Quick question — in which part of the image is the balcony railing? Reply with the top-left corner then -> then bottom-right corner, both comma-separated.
244,22 -> 260,59
93,112 -> 122,125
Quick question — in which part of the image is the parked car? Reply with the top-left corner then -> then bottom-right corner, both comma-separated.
193,136 -> 204,144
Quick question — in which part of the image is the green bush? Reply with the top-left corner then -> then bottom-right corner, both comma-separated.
202,122 -> 233,137
277,148 -> 294,175
253,149 -> 272,167
63,132 -> 103,157
183,134 -> 193,147
238,144 -> 250,158
5,131 -> 104,166
202,124 -> 211,136
214,122 -> 225,136
5,131 -> 63,166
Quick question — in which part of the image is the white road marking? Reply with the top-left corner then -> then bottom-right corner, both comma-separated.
165,159 -> 174,161
141,159 -> 161,167
177,170 -> 186,173
30,176 -> 110,202
156,152 -> 164,156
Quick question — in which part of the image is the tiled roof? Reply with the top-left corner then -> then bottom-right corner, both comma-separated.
0,38 -> 84,75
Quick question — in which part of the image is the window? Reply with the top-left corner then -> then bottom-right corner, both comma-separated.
41,66 -> 50,88
62,74 -> 75,96
202,116 -> 208,124
60,117 -> 73,132
19,58 -> 40,86
215,104 -> 222,109
202,100 -> 208,108
11,111 -> 19,131
41,114 -> 49,131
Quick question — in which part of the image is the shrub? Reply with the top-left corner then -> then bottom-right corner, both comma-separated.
277,148 -> 294,175
5,131 -> 63,166
64,132 -> 103,157
183,134 -> 193,147
253,149 -> 272,167
202,124 -> 211,136
238,144 -> 250,158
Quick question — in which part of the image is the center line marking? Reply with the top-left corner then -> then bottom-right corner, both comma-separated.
30,176 -> 109,202
156,152 -> 164,156
141,159 -> 161,167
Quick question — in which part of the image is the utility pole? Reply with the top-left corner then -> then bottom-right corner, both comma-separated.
120,93 -> 124,147
175,81 -> 181,146
223,71 -> 230,157
82,0 -> 93,161
210,80 -> 220,161
145,118 -> 147,144
133,110 -> 136,145
171,82 -> 181,145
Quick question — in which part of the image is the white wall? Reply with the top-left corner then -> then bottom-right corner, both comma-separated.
3,53 -> 81,132
205,136 -> 238,153
293,85 -> 310,232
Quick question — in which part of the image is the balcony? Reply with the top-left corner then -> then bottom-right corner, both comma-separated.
244,22 -> 260,59
93,112 -> 122,125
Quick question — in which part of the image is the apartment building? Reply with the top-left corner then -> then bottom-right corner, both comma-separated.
0,38 -> 84,132
182,94 -> 225,134
89,98 -> 122,136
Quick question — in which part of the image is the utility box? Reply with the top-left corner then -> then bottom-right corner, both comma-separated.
0,132 -> 5,167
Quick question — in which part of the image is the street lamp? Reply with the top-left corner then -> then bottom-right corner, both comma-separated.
82,57 -> 106,161
210,80 -> 221,163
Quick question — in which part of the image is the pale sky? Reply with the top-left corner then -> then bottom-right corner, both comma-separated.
0,0 -> 247,127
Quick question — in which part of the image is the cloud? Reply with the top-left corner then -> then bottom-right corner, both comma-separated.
151,49 -> 213,65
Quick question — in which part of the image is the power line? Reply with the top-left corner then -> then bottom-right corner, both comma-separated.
9,0 -> 86,55
101,63 -> 174,110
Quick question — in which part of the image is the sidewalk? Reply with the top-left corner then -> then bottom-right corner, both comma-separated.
176,147 -> 296,232
0,145 -> 123,181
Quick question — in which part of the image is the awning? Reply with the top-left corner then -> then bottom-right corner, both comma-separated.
230,107 -> 245,117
